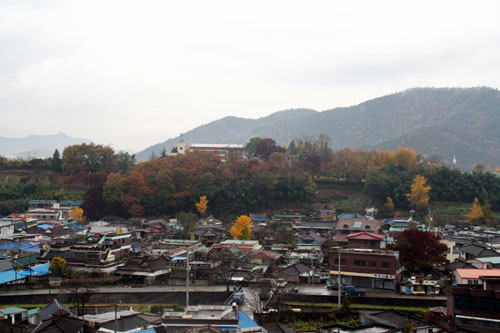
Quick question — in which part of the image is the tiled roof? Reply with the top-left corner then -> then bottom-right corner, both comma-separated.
347,232 -> 384,240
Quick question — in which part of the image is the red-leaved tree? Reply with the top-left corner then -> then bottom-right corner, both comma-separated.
387,229 -> 447,274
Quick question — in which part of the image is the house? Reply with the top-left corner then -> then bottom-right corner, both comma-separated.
32,313 -> 85,333
459,243 -> 499,260
83,310 -> 161,332
0,306 -> 28,325
38,299 -> 74,322
0,222 -> 14,237
24,208 -> 63,222
196,215 -> 224,229
469,256 -> 500,269
447,272 -> 500,332
293,220 -> 337,232
453,268 -> 500,285
162,305 -> 239,330
212,240 -> 262,253
275,262 -> 314,283
334,218 -> 381,246
116,255 -> 171,284
247,250 -> 282,266
346,232 -> 384,249
191,229 -> 223,246
358,309 -> 440,332
330,247 -> 403,290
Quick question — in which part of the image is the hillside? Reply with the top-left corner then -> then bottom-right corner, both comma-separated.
136,87 -> 500,169
0,133 -> 92,158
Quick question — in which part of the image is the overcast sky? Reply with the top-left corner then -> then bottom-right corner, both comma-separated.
1,0 -> 500,152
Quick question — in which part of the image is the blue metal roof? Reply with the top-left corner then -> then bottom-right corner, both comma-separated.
0,241 -> 41,253
171,256 -> 187,261
0,270 -> 25,284
20,263 -> 51,277
37,223 -> 54,230
238,312 -> 259,329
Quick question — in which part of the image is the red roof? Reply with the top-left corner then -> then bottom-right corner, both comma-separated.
456,268 -> 500,279
346,232 -> 384,240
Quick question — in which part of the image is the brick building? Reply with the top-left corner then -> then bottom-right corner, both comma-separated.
330,247 -> 403,290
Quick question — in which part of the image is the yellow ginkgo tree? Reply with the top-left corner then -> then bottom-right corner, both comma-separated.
406,175 -> 431,210
70,207 -> 84,223
195,196 -> 209,216
229,215 -> 252,240
466,197 -> 484,224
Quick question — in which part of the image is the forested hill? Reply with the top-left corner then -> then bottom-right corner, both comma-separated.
136,87 -> 500,169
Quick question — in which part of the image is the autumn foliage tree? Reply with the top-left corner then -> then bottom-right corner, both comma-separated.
70,207 -> 84,223
387,229 -> 447,273
230,215 -> 252,240
466,197 -> 484,224
50,257 -> 68,277
195,196 -> 209,216
406,175 -> 431,210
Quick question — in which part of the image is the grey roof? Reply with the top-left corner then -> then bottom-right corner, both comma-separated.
360,309 -> 433,329
32,314 -> 84,333
445,261 -> 475,271
278,263 -> 311,276
38,299 -> 74,321
294,221 -> 337,230
100,314 -> 148,331
460,244 -> 499,258
0,260 -> 14,272
263,322 -> 295,333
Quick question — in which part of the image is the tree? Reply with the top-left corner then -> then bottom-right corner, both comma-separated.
406,175 -> 431,210
51,149 -> 62,172
394,148 -> 417,170
244,137 -> 261,159
70,207 -> 84,223
482,199 -> 495,225
229,215 -> 252,240
255,138 -> 284,161
63,275 -> 95,316
466,197 -> 484,224
385,197 -> 394,213
49,257 -> 67,277
175,211 -> 199,237
195,196 -> 209,216
387,229 -> 447,273
402,317 -> 415,333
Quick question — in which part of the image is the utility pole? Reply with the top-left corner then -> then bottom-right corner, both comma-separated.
186,249 -> 190,308
338,249 -> 341,309
114,303 -> 117,333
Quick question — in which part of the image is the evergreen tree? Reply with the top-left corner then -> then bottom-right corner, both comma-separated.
51,149 -> 62,172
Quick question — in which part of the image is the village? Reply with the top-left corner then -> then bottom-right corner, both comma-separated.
0,195 -> 499,332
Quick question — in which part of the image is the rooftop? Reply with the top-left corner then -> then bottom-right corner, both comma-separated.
191,143 -> 244,149
456,268 -> 500,279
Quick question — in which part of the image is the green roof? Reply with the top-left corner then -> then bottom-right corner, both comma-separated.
0,306 -> 27,315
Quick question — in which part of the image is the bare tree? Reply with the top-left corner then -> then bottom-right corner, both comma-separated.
62,274 -> 95,317
210,248 -> 245,292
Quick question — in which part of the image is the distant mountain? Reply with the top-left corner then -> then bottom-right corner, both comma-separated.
136,87 -> 500,169
0,133 -> 92,159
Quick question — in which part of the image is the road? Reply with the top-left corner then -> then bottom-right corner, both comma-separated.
0,284 -> 445,301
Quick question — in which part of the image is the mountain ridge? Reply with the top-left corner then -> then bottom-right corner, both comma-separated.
0,133 -> 92,158
134,87 -> 500,169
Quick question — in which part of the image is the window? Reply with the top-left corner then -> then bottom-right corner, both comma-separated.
354,260 -> 366,267
343,224 -> 349,228
365,225 -> 371,230
369,261 -> 377,267
381,262 -> 390,268
334,259 -> 346,265
468,279 -> 479,285
341,230 -> 350,235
